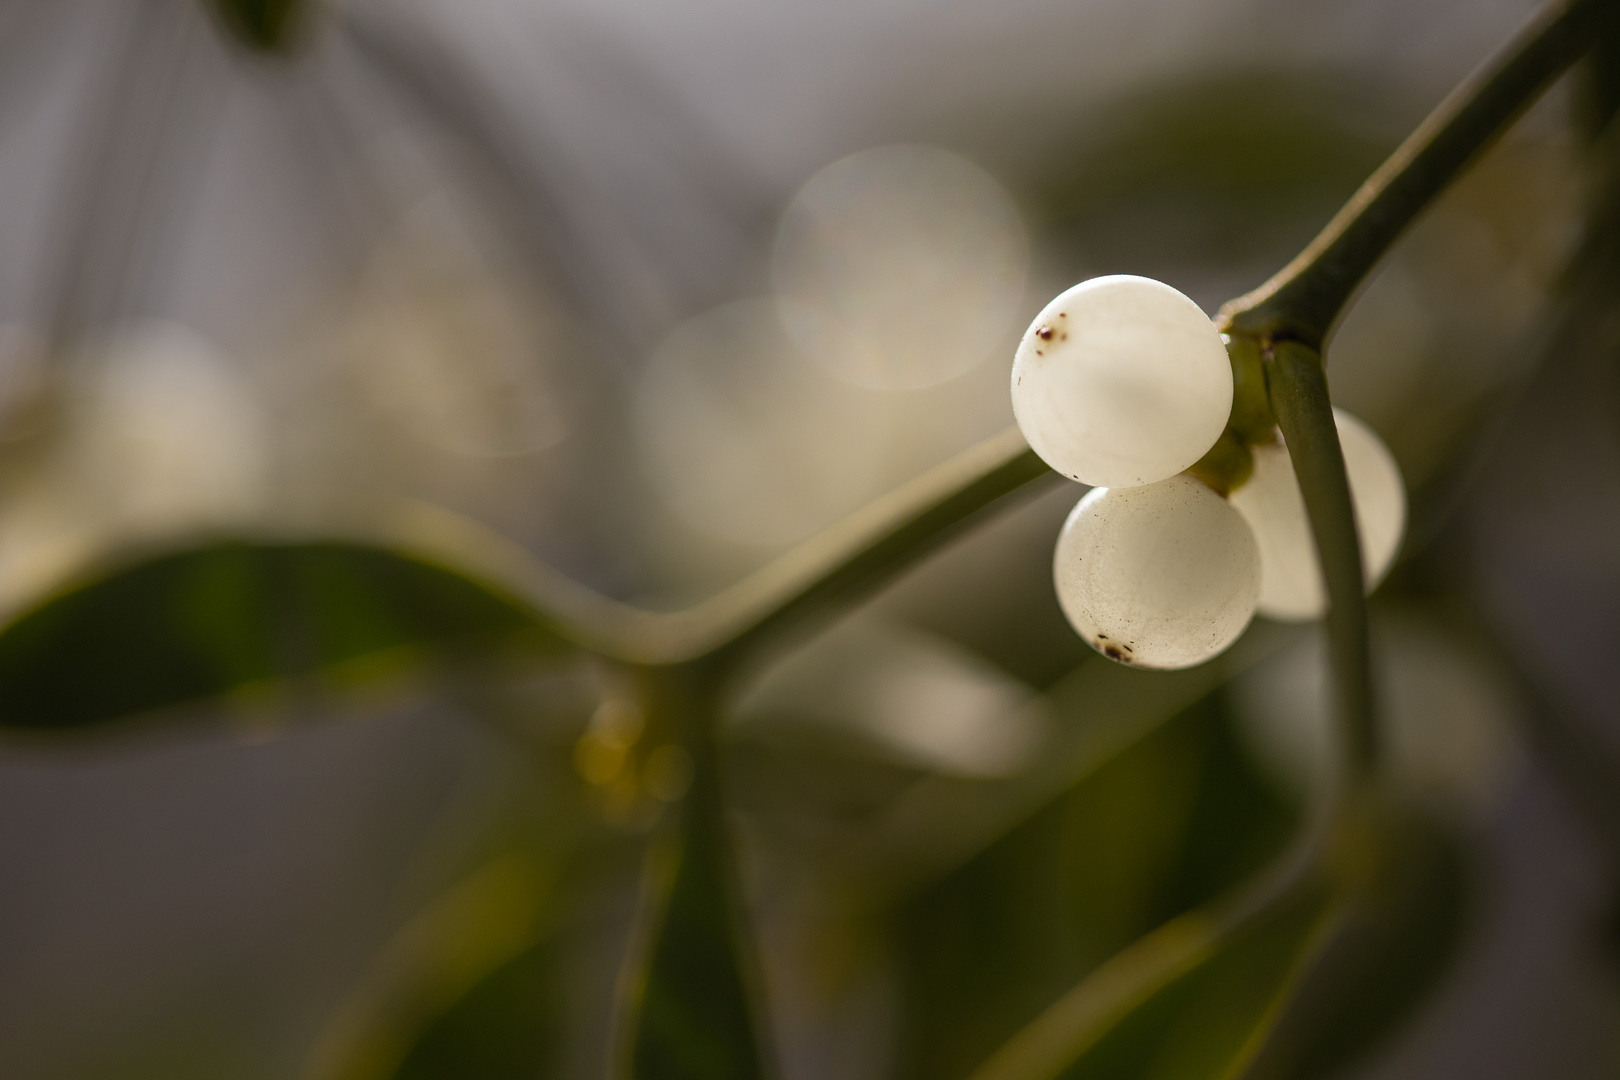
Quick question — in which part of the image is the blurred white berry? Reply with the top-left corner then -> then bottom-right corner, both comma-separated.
1229,409 -> 1406,621
1012,275 -> 1231,488
1054,474 -> 1260,669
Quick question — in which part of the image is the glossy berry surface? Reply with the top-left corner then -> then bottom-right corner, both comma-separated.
1012,275 -> 1232,488
1054,474 -> 1260,669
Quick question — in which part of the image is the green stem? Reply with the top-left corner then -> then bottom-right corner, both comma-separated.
692,427 -> 1054,675
618,669 -> 778,1080
475,427 -> 1055,669
1220,0 -> 1611,347
1263,342 -> 1376,777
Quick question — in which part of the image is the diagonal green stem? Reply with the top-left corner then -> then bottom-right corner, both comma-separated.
690,428 -> 1055,676
458,428 -> 1057,670
1220,0 -> 1611,347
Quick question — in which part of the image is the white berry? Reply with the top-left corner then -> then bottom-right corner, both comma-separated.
1012,275 -> 1232,488
1229,409 -> 1406,622
1054,474 -> 1260,669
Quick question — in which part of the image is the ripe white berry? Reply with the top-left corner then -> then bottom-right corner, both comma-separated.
1229,409 -> 1406,622
1012,275 -> 1232,488
1054,474 -> 1260,669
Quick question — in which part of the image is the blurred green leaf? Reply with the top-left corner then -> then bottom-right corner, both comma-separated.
391,940 -> 564,1080
1579,5 -> 1620,137
963,802 -> 1469,1080
307,853 -> 564,1080
207,0 -> 308,53
972,887 -> 1336,1080
892,693 -> 1299,1080
1237,806 -> 1469,1080
631,755 -> 770,1080
0,539 -> 568,732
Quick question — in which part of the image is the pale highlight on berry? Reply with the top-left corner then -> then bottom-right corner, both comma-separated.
1054,474 -> 1260,670
1229,409 -> 1406,622
1012,275 -> 1231,488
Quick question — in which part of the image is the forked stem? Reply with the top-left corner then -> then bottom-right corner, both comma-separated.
1220,0 -> 1612,347
1219,0 -> 1607,783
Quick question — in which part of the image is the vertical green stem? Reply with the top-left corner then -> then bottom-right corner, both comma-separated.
627,669 -> 775,1080
1263,342 -> 1377,778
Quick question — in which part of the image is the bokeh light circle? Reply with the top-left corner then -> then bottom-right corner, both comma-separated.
773,144 -> 1028,390
635,300 -> 887,547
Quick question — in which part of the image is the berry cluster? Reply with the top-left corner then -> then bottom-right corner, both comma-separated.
1011,275 -> 1405,670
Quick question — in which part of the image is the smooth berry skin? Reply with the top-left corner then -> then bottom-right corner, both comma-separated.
1054,474 -> 1260,670
1012,275 -> 1232,488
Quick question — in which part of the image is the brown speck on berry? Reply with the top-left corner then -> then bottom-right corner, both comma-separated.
1035,326 -> 1054,341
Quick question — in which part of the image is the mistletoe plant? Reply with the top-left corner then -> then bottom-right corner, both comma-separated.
5,1 -> 1618,1078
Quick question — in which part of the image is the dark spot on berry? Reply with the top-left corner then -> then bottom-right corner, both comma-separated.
1036,326 -> 1054,341
1058,312 -> 1067,318
1061,333 -> 1068,341
1096,633 -> 1107,639
1103,644 -> 1129,662
1036,350 -> 1043,356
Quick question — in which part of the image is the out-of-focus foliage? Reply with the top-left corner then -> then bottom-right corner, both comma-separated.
1036,891 -> 1332,1080
892,694 -> 1298,1080
632,804 -> 768,1080
1580,9 -> 1620,137
1243,809 -> 1467,1080
207,0 -> 308,53
309,853 -> 567,1080
0,540 -> 564,732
